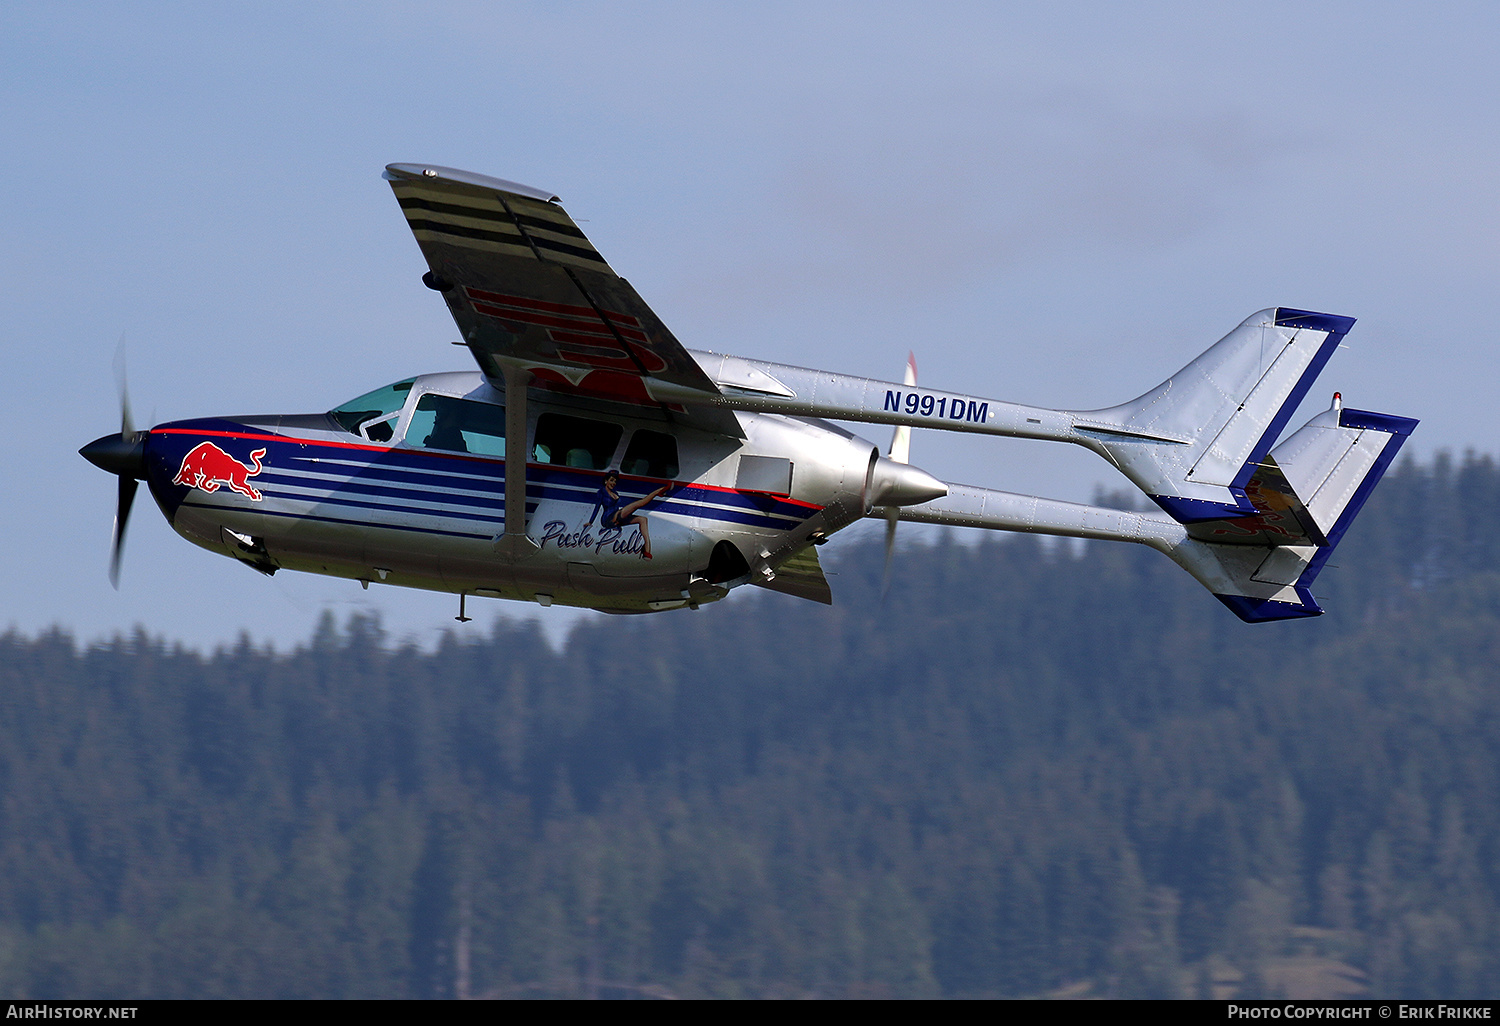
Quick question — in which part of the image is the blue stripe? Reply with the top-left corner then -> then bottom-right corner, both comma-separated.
157,421 -> 821,531
183,502 -> 496,541
1300,407 -> 1417,578
1338,408 -> 1418,436
267,460 -> 812,530
261,481 -> 806,533
254,488 -> 514,527
260,472 -> 806,531
285,460 -> 508,495
257,474 -> 509,515
1214,592 -> 1323,622
1150,494 -> 1254,523
1274,308 -> 1357,335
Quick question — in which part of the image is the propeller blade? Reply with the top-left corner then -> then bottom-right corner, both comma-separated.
101,333 -> 143,586
887,352 -> 916,465
109,476 -> 139,589
121,388 -> 135,442
880,353 -> 916,601
115,343 -> 137,441
880,506 -> 899,600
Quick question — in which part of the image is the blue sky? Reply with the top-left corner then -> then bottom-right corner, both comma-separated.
4,2 -> 1496,649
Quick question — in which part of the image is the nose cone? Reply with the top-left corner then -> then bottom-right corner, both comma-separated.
868,456 -> 947,507
80,433 -> 147,479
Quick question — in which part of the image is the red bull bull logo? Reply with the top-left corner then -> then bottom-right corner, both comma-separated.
173,442 -> 267,501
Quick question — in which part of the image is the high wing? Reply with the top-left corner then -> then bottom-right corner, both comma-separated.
384,164 -> 729,425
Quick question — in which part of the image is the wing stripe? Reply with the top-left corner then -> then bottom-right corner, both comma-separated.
547,329 -> 643,350
465,287 -> 641,325
512,213 -> 590,241
397,196 -> 592,241
397,195 -> 517,225
403,217 -> 528,248
469,301 -> 649,343
401,216 -> 611,268
525,235 -> 611,266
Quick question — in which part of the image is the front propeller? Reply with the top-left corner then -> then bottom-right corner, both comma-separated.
80,356 -> 147,588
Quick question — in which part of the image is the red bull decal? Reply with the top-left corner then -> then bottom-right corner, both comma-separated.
173,442 -> 267,501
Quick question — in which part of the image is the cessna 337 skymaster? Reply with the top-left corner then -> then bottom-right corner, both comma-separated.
81,164 -> 1416,622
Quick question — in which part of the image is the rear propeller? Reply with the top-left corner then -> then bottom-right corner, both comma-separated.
79,344 -> 148,588
880,353 -> 918,599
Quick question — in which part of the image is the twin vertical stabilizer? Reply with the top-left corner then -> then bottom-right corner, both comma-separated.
882,307 -> 1416,622
1070,308 -> 1354,523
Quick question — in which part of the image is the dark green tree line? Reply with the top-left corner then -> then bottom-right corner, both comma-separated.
1,452 -> 1498,997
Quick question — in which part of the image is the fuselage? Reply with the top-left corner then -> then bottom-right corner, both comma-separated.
139,371 -> 884,612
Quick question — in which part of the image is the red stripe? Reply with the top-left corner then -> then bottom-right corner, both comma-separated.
465,287 -> 596,318
470,302 -> 651,345
593,309 -> 648,337
550,335 -> 630,356
152,427 -> 503,467
471,302 -> 600,332
547,323 -> 649,345
554,350 -> 640,371
465,287 -> 642,328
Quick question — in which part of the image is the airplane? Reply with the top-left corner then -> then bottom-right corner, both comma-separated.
80,163 -> 1416,622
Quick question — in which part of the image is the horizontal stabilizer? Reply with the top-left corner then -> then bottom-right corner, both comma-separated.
1183,400 -> 1417,550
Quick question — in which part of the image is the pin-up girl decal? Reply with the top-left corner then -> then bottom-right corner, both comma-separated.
585,470 -> 672,559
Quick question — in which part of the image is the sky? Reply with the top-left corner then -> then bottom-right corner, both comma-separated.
4,1 -> 1497,651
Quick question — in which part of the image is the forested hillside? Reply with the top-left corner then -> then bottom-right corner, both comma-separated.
3,453 -> 1499,998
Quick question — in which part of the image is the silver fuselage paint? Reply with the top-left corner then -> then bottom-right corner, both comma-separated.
145,371 -> 882,613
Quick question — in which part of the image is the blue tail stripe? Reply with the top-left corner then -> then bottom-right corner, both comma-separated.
1300,407 -> 1418,579
1214,591 -> 1324,622
1224,308 -> 1351,499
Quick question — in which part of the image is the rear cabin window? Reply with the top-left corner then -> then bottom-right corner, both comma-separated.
329,379 -> 414,442
621,429 -> 679,479
532,414 -> 621,470
404,394 -> 507,457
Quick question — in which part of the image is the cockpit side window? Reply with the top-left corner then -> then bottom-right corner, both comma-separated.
404,394 -> 506,457
621,429 -> 679,479
330,379 -> 415,442
532,413 -> 622,470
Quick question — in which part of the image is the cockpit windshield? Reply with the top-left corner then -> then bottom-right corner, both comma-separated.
329,379 -> 415,441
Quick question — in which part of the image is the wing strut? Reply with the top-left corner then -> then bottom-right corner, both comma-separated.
496,365 -> 539,556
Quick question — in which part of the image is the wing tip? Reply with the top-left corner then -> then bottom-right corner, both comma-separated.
384,163 -> 559,203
